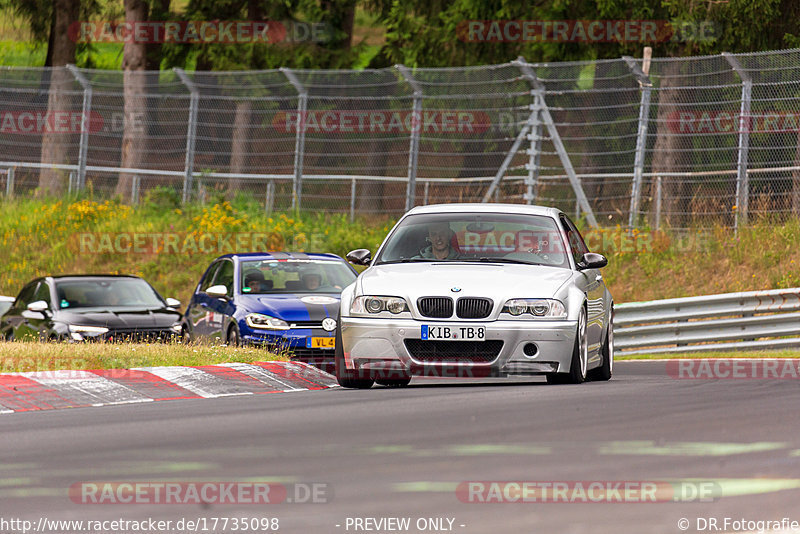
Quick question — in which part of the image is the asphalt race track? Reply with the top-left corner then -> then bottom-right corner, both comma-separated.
2,360 -> 800,534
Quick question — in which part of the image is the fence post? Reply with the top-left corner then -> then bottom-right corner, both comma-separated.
174,68 -> 199,205
396,65 -> 422,212
6,167 -> 14,198
525,91 -> 543,205
655,175 -> 662,231
281,68 -> 307,211
350,177 -> 357,222
512,58 -> 598,227
623,55 -> 653,229
131,174 -> 140,205
265,180 -> 274,214
722,52 -> 752,230
423,181 -> 430,205
66,65 -> 91,191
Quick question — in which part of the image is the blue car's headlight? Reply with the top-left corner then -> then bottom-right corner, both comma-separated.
245,313 -> 290,330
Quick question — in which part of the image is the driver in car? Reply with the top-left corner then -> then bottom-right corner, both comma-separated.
415,221 -> 460,260
244,271 -> 271,293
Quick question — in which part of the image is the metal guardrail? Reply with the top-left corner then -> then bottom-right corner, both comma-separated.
614,288 -> 800,355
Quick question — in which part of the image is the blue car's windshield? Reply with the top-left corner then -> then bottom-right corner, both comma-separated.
374,212 -> 570,269
241,259 -> 356,294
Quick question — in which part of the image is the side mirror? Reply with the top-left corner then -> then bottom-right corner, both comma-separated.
165,297 -> 181,308
577,252 -> 608,270
206,285 -> 228,299
27,300 -> 48,313
346,249 -> 372,266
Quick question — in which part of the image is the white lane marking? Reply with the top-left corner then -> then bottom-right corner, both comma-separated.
132,366 -> 250,398
25,370 -> 150,405
218,362 -> 301,391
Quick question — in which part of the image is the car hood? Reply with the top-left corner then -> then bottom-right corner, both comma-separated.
237,293 -> 340,323
55,308 -> 182,329
360,263 -> 573,301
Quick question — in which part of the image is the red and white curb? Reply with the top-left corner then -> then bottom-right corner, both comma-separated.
0,361 -> 337,414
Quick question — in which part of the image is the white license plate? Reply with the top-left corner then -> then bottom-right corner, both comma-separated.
421,325 -> 486,341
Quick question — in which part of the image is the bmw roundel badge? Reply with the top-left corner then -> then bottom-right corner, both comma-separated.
451,287 -> 462,293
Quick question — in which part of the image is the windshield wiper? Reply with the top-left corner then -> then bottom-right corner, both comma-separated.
474,257 -> 543,266
375,258 -> 438,265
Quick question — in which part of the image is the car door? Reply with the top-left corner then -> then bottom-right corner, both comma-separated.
205,259 -> 235,341
560,215 -> 606,356
3,281 -> 36,339
187,261 -> 222,339
11,281 -> 50,340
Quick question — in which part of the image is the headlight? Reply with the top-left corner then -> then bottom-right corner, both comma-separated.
351,296 -> 409,315
68,325 -> 109,334
502,299 -> 567,319
68,324 -> 109,341
170,323 -> 182,334
246,313 -> 290,330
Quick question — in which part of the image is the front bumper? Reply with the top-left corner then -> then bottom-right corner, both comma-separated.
341,317 -> 577,377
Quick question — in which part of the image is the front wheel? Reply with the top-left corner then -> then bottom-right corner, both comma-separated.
546,306 -> 587,385
375,376 -> 412,388
589,310 -> 613,382
227,323 -> 241,347
334,316 -> 374,389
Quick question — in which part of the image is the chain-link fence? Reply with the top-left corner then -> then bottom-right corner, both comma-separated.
2,48 -> 800,228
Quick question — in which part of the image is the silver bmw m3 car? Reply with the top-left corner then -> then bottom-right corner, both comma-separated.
335,203 -> 613,388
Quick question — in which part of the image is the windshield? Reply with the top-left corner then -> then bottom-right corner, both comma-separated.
55,279 -> 165,310
240,259 -> 356,294
374,212 -> 570,268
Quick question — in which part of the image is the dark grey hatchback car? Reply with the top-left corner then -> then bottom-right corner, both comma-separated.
0,275 -> 183,342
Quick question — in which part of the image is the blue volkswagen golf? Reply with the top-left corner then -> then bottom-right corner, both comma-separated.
183,252 -> 358,372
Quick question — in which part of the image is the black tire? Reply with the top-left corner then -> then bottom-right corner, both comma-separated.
227,323 -> 240,347
334,314 -> 374,389
589,309 -> 613,382
546,306 -> 588,385
375,376 -> 412,388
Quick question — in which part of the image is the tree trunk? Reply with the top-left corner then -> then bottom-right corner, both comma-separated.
116,0 -> 148,203
229,99 -> 252,197
37,0 -> 79,195
650,61 -> 690,228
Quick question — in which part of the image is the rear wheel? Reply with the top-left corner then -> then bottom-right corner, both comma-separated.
334,315 -> 374,389
546,306 -> 587,385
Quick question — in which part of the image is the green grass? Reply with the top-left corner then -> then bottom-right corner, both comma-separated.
0,41 -> 124,68
0,340 -> 285,372
0,195 -> 394,307
3,196 -> 800,306
618,350 -> 800,360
